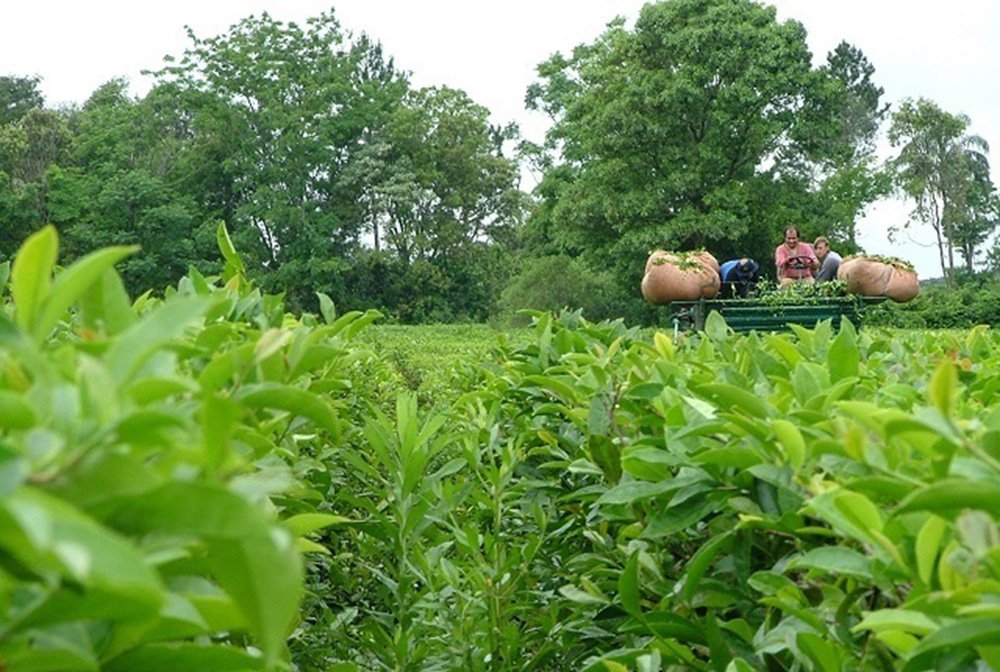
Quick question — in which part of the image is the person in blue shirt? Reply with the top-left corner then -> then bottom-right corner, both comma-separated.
719,258 -> 760,298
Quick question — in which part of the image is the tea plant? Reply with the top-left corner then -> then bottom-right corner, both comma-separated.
0,225 -> 377,671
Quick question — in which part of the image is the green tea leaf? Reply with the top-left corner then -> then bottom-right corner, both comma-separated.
79,268 -> 136,334
105,643 -> 264,672
854,609 -> 939,636
915,515 -> 948,585
285,513 -> 355,536
772,419 -> 806,471
316,292 -> 336,325
0,391 -> 35,430
34,245 -> 137,340
897,480 -> 1000,518
11,225 -> 58,332
237,383 -> 343,439
619,551 -> 642,616
679,532 -> 732,602
786,546 -> 872,580
796,631 -> 842,672
828,322 -> 859,382
105,294 -> 213,385
694,383 -> 770,419
705,311 -> 730,341
928,358 -> 957,417
904,617 -> 1000,672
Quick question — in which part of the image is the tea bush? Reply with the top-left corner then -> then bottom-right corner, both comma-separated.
0,225 -> 378,671
5,226 -> 1000,672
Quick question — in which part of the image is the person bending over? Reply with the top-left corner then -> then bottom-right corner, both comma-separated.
774,226 -> 818,288
719,258 -> 760,298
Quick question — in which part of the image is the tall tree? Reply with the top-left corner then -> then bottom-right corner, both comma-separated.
0,107 -> 72,234
524,0 -> 882,277
0,75 -> 44,127
889,98 -> 994,282
810,41 -> 892,248
150,11 -> 409,303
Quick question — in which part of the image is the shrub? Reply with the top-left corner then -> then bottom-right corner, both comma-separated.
494,254 -> 625,326
869,274 -> 1000,328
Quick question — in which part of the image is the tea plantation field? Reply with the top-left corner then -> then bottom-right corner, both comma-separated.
2,228 -> 1000,672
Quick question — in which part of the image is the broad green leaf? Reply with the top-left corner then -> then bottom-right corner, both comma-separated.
705,311 -> 729,341
834,490 -> 883,533
916,515 -> 949,585
0,488 -> 163,630
695,383 -> 770,419
653,330 -> 675,359
11,225 -> 58,332
0,391 -> 35,430
786,546 -> 872,580
79,268 -> 136,334
903,617 -> 1000,672
796,631 -> 842,672
771,419 -> 806,471
598,476 -> 698,505
285,513 -> 355,536
897,480 -> 1000,518
316,292 -> 336,325
679,532 -> 732,602
828,322 -> 859,382
105,643 -> 263,672
237,383 -> 343,439
928,358 -> 957,417
2,622 -> 99,672
619,611 -> 705,644
104,483 -> 302,667
105,294 -> 213,385
619,551 -> 641,616
558,584 -> 609,605
34,245 -> 137,340
853,609 -> 939,636
524,374 -> 578,402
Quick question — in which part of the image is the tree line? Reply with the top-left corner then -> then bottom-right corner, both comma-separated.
1,1 -> 996,323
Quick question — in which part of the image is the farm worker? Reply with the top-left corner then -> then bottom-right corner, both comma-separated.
718,258 -> 760,298
774,225 -> 818,288
813,236 -> 842,283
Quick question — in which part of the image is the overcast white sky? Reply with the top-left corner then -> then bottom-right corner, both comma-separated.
3,1 -> 998,279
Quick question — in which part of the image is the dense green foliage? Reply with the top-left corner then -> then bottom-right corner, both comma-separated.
870,277 -> 1000,329
0,13 -> 523,320
889,99 -> 999,281
4,225 -> 1000,671
298,311 -> 1000,671
0,226 -> 379,669
0,0 -> 996,328
523,0 -> 889,295
495,255 -> 629,326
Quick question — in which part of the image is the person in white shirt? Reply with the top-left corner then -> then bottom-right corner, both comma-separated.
814,236 -> 842,283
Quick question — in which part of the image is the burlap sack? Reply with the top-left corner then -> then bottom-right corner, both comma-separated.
641,250 -> 720,304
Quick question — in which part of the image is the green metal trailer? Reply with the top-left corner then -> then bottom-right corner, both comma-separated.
668,296 -> 886,333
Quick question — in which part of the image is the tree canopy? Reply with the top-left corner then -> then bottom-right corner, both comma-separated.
524,0 -> 888,279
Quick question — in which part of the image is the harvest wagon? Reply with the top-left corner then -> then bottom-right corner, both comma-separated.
668,295 -> 887,333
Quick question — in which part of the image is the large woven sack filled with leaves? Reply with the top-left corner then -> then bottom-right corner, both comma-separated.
838,256 -> 919,302
641,250 -> 720,304
883,264 -> 920,302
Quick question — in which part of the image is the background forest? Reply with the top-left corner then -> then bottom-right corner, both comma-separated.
1,0 -> 997,325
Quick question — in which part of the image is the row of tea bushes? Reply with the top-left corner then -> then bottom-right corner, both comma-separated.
0,226 -> 380,671
430,312 -> 1000,670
